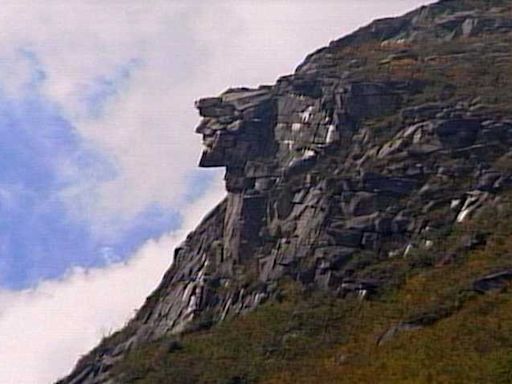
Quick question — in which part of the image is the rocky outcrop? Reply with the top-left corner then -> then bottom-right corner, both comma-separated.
58,1 -> 512,383
473,270 -> 512,293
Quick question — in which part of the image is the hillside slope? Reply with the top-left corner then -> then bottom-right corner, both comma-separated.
59,1 -> 512,383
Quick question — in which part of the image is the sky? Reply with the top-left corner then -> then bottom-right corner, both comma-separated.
0,1 -> 434,383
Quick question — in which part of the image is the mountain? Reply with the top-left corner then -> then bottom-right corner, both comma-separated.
58,1 -> 512,383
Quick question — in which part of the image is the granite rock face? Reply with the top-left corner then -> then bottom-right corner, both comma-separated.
58,1 -> 512,383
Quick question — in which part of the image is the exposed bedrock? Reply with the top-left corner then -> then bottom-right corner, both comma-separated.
58,1 -> 512,382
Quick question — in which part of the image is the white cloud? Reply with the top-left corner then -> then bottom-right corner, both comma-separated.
0,178 -> 226,384
0,1 -> 435,383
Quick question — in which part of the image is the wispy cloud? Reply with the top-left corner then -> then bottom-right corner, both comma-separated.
0,181 -> 226,384
80,58 -> 142,120
0,83 -> 109,287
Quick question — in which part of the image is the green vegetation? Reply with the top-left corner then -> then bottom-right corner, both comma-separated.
111,195 -> 512,383
112,283 -> 355,383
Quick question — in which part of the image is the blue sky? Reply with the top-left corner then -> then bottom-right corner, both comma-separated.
0,52 -> 191,288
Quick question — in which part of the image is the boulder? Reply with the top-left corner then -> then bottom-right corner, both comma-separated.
362,172 -> 417,196
326,228 -> 363,247
401,103 -> 445,121
476,171 -> 502,191
473,270 -> 512,293
343,82 -> 402,120
435,119 -> 481,149
344,191 -> 398,216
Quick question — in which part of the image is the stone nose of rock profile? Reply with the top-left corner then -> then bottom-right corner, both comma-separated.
194,87 -> 275,177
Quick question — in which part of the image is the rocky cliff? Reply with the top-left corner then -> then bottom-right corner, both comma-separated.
59,1 -> 512,383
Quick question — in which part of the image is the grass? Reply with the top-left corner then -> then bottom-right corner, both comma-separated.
108,195 -> 512,384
